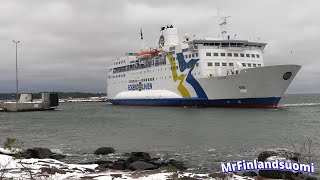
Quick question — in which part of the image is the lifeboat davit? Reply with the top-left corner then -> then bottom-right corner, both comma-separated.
137,49 -> 162,59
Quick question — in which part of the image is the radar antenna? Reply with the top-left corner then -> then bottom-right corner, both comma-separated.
217,11 -> 231,40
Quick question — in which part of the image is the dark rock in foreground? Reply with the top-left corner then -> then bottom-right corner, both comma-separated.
51,153 -> 67,160
164,159 -> 187,171
129,161 -> 157,170
258,148 -> 300,180
258,148 -> 299,162
88,151 -> 187,172
94,147 -> 115,155
297,174 -> 319,180
112,160 -> 126,170
131,152 -> 151,160
40,167 -> 66,174
208,172 -> 228,179
242,171 -> 257,177
25,147 -> 53,159
306,175 -> 318,180
126,152 -> 151,165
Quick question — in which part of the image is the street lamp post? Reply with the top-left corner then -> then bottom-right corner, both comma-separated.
12,40 -> 20,103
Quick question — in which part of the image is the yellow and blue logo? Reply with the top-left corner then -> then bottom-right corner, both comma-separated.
168,53 -> 208,99
159,35 -> 165,48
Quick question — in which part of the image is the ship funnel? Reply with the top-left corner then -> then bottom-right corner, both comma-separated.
159,26 -> 179,48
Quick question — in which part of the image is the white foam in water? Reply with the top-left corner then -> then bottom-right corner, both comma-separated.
207,149 -> 216,152
281,102 -> 320,107
51,148 -> 63,154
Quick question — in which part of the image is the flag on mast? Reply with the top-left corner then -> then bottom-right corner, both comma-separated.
140,28 -> 143,40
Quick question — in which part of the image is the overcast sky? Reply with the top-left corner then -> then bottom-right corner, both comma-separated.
0,0 -> 319,93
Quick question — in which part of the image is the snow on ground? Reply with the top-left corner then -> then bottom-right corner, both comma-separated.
0,154 -> 253,180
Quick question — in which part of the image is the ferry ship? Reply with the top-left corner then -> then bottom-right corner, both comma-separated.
107,18 -> 301,108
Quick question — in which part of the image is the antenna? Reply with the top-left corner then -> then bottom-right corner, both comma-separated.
217,10 -> 231,40
140,28 -> 144,51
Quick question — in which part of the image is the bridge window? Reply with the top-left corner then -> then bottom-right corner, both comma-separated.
208,62 -> 213,66
221,53 -> 226,57
229,63 -> 234,66
242,63 -> 246,67
258,64 -> 261,67
189,54 -> 191,58
206,52 -> 211,56
246,54 -> 250,58
222,63 -> 227,66
253,64 -> 257,67
192,54 -> 195,58
240,53 -> 245,57
251,54 -> 256,58
196,53 -> 198,57
248,63 -> 252,67
234,53 -> 239,57
227,53 -> 232,57
215,62 -> 220,66
185,55 -> 188,59
256,54 -> 260,58
222,43 -> 229,47
196,63 -> 199,67
213,53 -> 219,56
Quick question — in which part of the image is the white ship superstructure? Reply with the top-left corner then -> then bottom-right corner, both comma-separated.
107,20 -> 301,108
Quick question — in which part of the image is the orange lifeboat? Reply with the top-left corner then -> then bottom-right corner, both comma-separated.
137,49 -> 162,59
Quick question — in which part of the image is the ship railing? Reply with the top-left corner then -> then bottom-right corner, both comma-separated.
112,61 -> 167,74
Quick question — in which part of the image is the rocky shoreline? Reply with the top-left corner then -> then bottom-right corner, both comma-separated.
0,147 -> 318,179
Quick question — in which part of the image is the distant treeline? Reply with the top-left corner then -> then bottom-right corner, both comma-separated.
0,92 -> 106,100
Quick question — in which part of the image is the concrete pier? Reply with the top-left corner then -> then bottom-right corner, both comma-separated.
0,92 -> 59,112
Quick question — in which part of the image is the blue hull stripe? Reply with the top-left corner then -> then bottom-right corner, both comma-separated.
108,97 -> 281,108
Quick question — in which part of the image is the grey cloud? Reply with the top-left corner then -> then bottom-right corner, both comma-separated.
0,0 -> 319,93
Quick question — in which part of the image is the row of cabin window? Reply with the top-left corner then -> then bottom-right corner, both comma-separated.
208,62 -> 233,67
109,74 -> 126,79
242,63 -> 261,67
206,52 -> 260,58
141,78 -> 154,82
128,78 -> 154,83
114,60 -> 126,65
208,62 -> 262,67
184,53 -> 199,59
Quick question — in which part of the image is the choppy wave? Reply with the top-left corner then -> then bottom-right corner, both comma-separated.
281,102 -> 320,107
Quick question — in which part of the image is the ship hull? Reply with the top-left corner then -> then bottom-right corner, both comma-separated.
107,64 -> 301,108
108,97 -> 280,108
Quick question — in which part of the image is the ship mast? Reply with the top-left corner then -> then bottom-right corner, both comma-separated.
217,11 -> 231,40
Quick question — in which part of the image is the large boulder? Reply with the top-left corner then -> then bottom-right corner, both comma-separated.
25,147 -> 53,159
128,161 -> 157,171
258,148 -> 300,180
258,148 -> 299,162
94,147 -> 115,155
